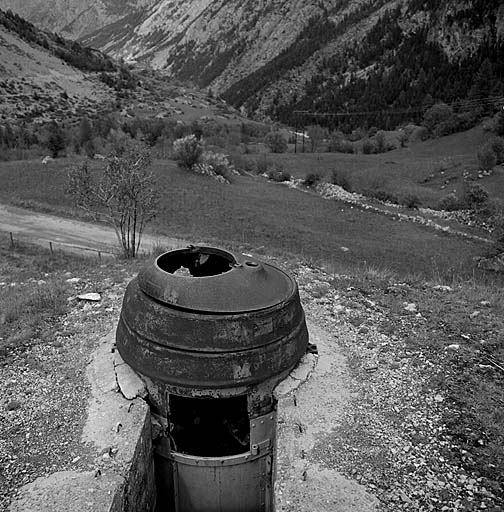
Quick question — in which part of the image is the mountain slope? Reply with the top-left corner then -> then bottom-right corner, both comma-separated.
0,0 -> 154,39
0,9 -> 115,123
4,0 -> 504,127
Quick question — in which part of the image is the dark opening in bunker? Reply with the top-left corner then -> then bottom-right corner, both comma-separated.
157,248 -> 235,277
168,395 -> 250,457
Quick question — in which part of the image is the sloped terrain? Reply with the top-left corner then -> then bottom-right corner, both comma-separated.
5,1 -> 504,125
0,0 -> 153,39
0,10 -> 115,123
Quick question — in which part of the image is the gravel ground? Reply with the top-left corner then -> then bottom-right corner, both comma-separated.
0,251 -> 137,511
284,258 -> 504,512
1,247 -> 503,511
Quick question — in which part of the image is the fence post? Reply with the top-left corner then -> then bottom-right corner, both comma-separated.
10,232 -> 14,250
49,241 -> 53,254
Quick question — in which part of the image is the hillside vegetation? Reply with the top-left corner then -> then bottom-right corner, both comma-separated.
3,1 -> 503,131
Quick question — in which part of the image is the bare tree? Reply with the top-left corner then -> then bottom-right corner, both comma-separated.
67,142 -> 159,258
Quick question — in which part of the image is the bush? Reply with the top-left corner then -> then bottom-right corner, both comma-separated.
331,169 -> 352,191
488,137 -> 504,164
362,139 -> 374,154
438,193 -> 464,211
366,189 -> 399,204
375,131 -> 387,153
491,208 -> 504,249
399,193 -> 422,209
434,119 -> 457,137
303,172 -> 322,187
227,154 -> 256,174
423,103 -> 455,134
172,135 -> 203,170
477,143 -> 497,171
264,132 -> 287,153
330,139 -> 354,153
410,126 -> 429,142
266,164 -> 291,182
496,110 -> 504,137
194,151 -> 236,183
462,183 -> 489,210
256,157 -> 270,175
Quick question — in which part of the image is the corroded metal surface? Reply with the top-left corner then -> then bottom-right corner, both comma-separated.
138,246 -> 295,313
155,410 -> 276,512
116,246 -> 308,392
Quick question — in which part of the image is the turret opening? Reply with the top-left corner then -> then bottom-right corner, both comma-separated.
156,248 -> 234,277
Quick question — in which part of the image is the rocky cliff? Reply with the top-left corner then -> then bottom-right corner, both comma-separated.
3,0 -> 503,123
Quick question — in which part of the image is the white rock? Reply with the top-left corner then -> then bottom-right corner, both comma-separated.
433,285 -> 453,292
404,303 -> 417,313
446,344 -> 460,351
77,293 -> 101,302
66,277 -> 81,283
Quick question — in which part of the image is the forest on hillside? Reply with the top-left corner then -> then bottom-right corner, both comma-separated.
224,1 -> 504,132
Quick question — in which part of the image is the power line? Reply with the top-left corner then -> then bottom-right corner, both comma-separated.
293,94 -> 504,119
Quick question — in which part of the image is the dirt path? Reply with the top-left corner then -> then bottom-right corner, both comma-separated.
0,203 -> 185,255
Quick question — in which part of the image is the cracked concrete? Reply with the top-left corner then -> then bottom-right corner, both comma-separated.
275,321 -> 378,512
8,331 -> 156,512
113,351 -> 147,401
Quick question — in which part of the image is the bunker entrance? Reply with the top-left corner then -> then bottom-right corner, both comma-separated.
157,248 -> 234,277
168,395 -> 250,457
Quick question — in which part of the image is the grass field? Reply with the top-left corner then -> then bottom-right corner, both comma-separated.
0,153 -> 497,282
265,127 -> 504,208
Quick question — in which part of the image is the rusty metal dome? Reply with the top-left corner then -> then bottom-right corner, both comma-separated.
116,246 -> 308,392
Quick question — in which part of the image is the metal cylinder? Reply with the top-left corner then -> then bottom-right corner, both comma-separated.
116,246 -> 309,512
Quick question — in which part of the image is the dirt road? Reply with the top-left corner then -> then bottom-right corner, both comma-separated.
0,203 -> 185,256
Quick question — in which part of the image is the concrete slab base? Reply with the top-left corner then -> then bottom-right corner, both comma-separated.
275,321 -> 378,512
8,331 -> 156,512
8,471 -> 123,512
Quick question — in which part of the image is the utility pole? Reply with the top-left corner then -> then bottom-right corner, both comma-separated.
294,114 -> 297,154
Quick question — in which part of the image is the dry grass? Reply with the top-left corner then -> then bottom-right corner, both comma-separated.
264,127 -> 504,208
0,155 -> 495,281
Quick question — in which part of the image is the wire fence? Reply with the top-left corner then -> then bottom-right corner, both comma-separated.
2,231 -> 116,259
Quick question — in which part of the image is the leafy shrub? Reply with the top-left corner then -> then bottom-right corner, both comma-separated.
172,135 -> 203,170
477,143 -> 497,171
330,139 -> 354,153
423,103 -> 454,134
331,169 -> 352,191
434,119 -> 457,137
266,165 -> 291,182
462,183 -> 489,210
491,208 -> 504,249
488,137 -> 504,164
399,193 -> 422,209
496,110 -> 504,137
194,151 -> 236,183
228,154 -> 256,174
256,157 -> 270,175
366,188 -> 399,204
264,132 -> 287,153
457,111 -> 480,131
362,139 -> 374,154
438,193 -> 464,211
303,172 -> 322,187
375,131 -> 387,153
410,126 -> 429,142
